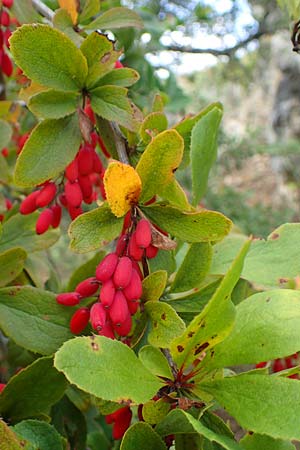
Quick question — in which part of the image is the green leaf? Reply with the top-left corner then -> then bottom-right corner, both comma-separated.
79,0 -> 100,23
94,68 -> 140,88
170,239 -> 251,368
28,89 -> 79,119
14,114 -> 82,187
10,24 -> 88,91
13,420 -> 64,450
160,178 -> 191,211
91,86 -> 139,131
67,252 -> 105,291
170,243 -> 212,293
175,434 -> 202,449
142,271 -> 168,302
0,420 -> 26,450
0,247 -> 27,287
136,130 -> 184,203
156,409 -> 242,450
191,106 -> 222,204
146,301 -> 186,348
54,336 -> 162,404
0,286 -> 73,355
206,289 -> 300,369
142,399 -> 170,425
0,153 -> 10,183
68,203 -> 123,253
240,433 -> 295,450
121,422 -> 167,450
95,116 -> 118,159
11,0 -> 40,24
0,119 -> 12,148
85,7 -> 143,30
0,356 -> 67,423
200,373 -> 300,441
138,345 -> 173,378
53,9 -> 83,47
142,204 -> 232,243
140,112 -> 168,145
0,213 -> 59,253
148,250 -> 176,276
174,102 -> 222,169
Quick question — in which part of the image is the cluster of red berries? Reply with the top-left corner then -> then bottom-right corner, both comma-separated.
105,406 -> 132,440
256,353 -> 299,378
56,217 -> 158,338
19,136 -> 106,234
0,0 -> 14,77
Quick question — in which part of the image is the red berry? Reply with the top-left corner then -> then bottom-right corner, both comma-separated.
273,359 -> 285,372
135,219 -> 152,248
109,291 -> 129,325
79,174 -> 93,200
3,0 -> 14,8
98,320 -> 115,339
112,407 -> 132,440
96,253 -> 119,282
84,104 -> 95,124
75,277 -> 99,298
50,204 -> 62,228
123,269 -> 142,301
255,362 -> 267,369
92,151 -> 103,174
0,383 -> 6,393
114,313 -> 132,336
100,278 -> 115,308
65,159 -> 78,182
17,132 -> 30,152
0,10 -> 10,27
113,256 -> 132,289
116,234 -> 128,256
5,199 -> 12,210
59,193 -> 68,207
115,60 -> 124,69
127,299 -> 139,315
4,28 -> 11,48
128,232 -> 144,261
1,52 -> 13,77
35,208 -> 53,234
90,302 -> 107,331
146,244 -> 158,259
68,204 -> 83,220
36,182 -> 57,208
65,180 -> 83,207
98,135 -> 111,158
56,292 -> 81,306
122,211 -> 131,233
20,191 -> 40,214
77,146 -> 94,175
70,307 -> 90,334
132,260 -> 143,280
1,147 -> 8,157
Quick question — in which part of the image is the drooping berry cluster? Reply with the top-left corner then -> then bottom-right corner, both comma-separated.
56,216 -> 158,338
0,0 -> 14,77
256,353 -> 299,378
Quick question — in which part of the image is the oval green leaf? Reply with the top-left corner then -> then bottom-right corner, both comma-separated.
85,7 -> 143,30
0,119 -> 12,148
0,247 -> 27,287
138,345 -> 173,378
121,422 -> 167,450
142,271 -> 168,303
13,420 -> 64,450
28,89 -> 80,119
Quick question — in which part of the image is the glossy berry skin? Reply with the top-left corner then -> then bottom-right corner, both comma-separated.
96,253 -> 118,282
65,159 -> 78,182
123,269 -> 142,301
113,256 -> 132,289
20,190 -> 39,214
77,146 -> 94,175
75,277 -> 99,298
36,208 -> 53,234
106,406 -> 132,440
65,180 -> 83,208
90,302 -> 107,331
70,307 -> 90,334
98,320 -> 115,339
50,204 -> 62,228
2,0 -> 14,7
109,291 -> 129,325
35,182 -> 57,208
135,219 -> 152,248
56,292 -> 81,306
113,313 -> 132,336
100,278 -> 116,308
128,232 -> 144,261
146,244 -> 159,259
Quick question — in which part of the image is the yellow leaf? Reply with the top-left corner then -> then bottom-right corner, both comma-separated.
104,161 -> 142,218
58,0 -> 79,24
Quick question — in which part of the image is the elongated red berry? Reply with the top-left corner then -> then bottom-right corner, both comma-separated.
36,208 -> 53,234
51,204 -> 62,228
68,204 -> 83,220
1,147 -> 8,157
98,135 -> 111,158
0,10 -> 10,27
115,60 -> 124,69
65,159 -> 78,182
1,52 -> 12,77
36,182 -> 57,208
75,277 -> 99,298
90,302 -> 107,331
92,151 -> 103,173
109,291 -> 129,325
146,244 -> 158,259
56,292 -> 81,306
132,260 -> 143,280
96,253 -> 118,282
0,383 -> 6,393
127,298 -> 139,315
135,219 -> 152,248
100,278 -> 115,308
79,174 -> 93,199
65,180 -> 83,207
114,313 -> 132,336
70,307 -> 90,334
116,234 -> 128,256
77,146 -> 94,175
3,0 -> 14,8
113,256 -> 132,289
112,408 -> 132,440
20,190 -> 39,214
128,232 -> 144,261
99,320 -> 115,339
123,269 -> 142,301
3,29 -> 11,48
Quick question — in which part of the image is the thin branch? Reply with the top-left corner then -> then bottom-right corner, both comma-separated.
110,122 -> 130,164
31,0 -> 54,21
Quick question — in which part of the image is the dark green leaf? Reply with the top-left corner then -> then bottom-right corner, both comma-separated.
67,252 -> 105,291
148,250 -> 176,276
0,356 -> 67,423
0,286 -> 73,355
54,336 -> 162,404
0,247 -> 27,287
13,420 -> 64,450
28,89 -> 79,119
14,114 -> 82,187
10,24 -> 88,91
85,7 -> 143,30
121,422 -> 167,450
68,203 -> 123,253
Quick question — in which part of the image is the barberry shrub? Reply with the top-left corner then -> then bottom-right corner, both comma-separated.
1,2 -> 300,449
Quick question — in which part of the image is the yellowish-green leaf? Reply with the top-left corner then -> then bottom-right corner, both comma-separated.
0,153 -> 10,183
140,112 -> 168,144
240,432 -> 296,450
160,178 -> 191,210
58,0 -> 79,24
93,67 -> 140,89
0,420 -> 26,450
136,130 -> 184,203
138,345 -> 173,378
28,89 -> 80,119
142,399 -> 170,425
142,271 -> 168,302
14,114 -> 82,187
121,422 -> 167,450
104,161 -> 142,217
10,24 -> 88,91
79,0 -> 100,23
85,7 -> 143,30
0,119 -> 12,148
